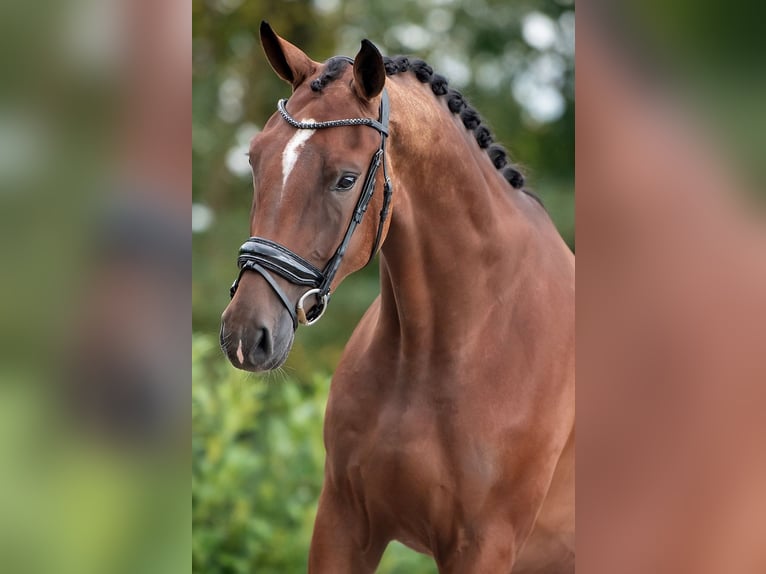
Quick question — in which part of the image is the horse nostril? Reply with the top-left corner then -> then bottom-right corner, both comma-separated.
252,326 -> 273,358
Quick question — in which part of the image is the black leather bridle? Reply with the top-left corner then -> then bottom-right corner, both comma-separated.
229,88 -> 393,330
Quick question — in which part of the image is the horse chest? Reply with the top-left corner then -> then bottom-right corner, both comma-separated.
326,380 -> 503,533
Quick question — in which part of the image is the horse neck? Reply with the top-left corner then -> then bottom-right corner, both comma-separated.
377,79 -> 553,353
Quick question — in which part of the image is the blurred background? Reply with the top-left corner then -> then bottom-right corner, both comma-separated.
0,0 -> 189,573
192,0 -> 573,572
577,2 -> 766,573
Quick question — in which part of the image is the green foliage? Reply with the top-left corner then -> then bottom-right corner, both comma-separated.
193,334 -> 324,573
192,334 -> 437,573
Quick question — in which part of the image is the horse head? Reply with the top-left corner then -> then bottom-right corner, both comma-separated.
221,23 -> 392,371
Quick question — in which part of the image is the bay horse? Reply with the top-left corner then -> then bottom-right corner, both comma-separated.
220,22 -> 575,573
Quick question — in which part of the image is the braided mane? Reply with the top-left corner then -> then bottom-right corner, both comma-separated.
311,55 -> 539,204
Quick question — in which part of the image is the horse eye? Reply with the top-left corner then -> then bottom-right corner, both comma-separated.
334,174 -> 358,191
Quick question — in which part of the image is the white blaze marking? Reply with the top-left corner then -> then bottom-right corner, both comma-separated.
281,120 -> 316,189
236,339 -> 244,364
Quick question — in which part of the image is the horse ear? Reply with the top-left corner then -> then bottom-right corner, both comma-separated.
353,39 -> 386,100
259,21 -> 317,90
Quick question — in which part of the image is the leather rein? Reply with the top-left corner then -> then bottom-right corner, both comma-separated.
229,88 -> 392,330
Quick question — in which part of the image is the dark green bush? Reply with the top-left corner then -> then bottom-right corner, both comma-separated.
192,334 -> 436,573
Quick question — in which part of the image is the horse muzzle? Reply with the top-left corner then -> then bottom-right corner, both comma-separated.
220,286 -> 295,372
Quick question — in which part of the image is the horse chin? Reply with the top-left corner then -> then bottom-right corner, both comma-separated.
243,348 -> 291,372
